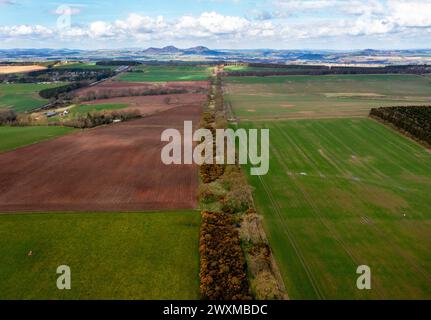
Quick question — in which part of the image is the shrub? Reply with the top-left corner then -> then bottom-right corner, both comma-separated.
222,185 -> 254,214
200,163 -> 225,184
0,109 -> 17,125
199,211 -> 251,300
198,182 -> 227,204
64,109 -> 141,128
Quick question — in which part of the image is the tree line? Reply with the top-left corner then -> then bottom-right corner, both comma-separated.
222,64 -> 431,77
370,106 -> 431,145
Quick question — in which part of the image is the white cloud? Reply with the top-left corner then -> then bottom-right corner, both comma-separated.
89,21 -> 119,38
175,12 -> 249,37
0,24 -> 53,37
1,2 -> 431,47
388,0 -> 431,28
342,0 -> 385,16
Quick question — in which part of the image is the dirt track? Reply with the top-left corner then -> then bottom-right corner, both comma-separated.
0,97 -> 205,213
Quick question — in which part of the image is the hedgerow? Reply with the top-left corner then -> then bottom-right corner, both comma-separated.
199,211 -> 251,300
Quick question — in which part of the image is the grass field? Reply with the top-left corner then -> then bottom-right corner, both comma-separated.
0,126 -> 75,153
241,118 -> 431,299
225,75 -> 431,120
118,65 -> 212,82
223,65 -> 289,73
70,103 -> 128,114
0,83 -> 67,112
0,211 -> 200,300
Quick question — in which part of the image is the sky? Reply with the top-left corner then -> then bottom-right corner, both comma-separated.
0,0 -> 431,50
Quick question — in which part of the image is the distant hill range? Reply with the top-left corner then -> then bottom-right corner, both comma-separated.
142,46 -> 222,55
0,47 -> 430,65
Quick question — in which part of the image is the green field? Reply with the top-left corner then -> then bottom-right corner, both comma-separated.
0,83 -> 67,112
118,65 -> 212,82
224,65 -> 289,73
0,211 -> 200,300
0,126 -> 75,153
70,103 -> 128,115
242,118 -> 431,299
225,75 -> 431,120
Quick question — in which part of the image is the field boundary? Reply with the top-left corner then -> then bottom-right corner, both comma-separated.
369,115 -> 431,150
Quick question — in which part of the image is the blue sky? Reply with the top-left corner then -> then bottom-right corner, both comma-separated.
1,0 -> 431,49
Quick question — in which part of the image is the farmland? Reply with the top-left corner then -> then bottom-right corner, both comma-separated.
224,75 -> 431,120
118,65 -> 212,82
0,101 -> 203,212
70,103 -> 128,115
0,65 -> 46,74
0,126 -> 75,153
0,83 -> 67,112
241,118 -> 431,299
0,211 -> 200,299
0,63 -> 208,300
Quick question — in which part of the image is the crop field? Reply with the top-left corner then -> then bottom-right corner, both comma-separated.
241,118 -> 431,299
0,100 -> 204,212
225,75 -> 431,120
118,65 -> 212,82
0,65 -> 46,74
0,211 -> 200,299
0,126 -> 75,153
80,93 -> 205,116
0,83 -> 67,112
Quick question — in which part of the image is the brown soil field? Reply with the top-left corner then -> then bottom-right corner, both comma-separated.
0,97 -> 205,213
0,65 -> 46,74
75,80 -> 209,101
83,93 -> 205,116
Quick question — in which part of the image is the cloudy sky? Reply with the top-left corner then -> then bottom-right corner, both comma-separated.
0,0 -> 430,50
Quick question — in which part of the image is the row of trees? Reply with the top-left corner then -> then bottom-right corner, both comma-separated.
198,72 -> 287,300
199,211 -> 251,300
76,88 -> 191,102
39,82 -> 89,99
63,110 -> 141,129
0,68 -> 115,84
222,64 -> 431,77
370,106 -> 431,145
198,75 -> 251,300
96,60 -> 141,66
